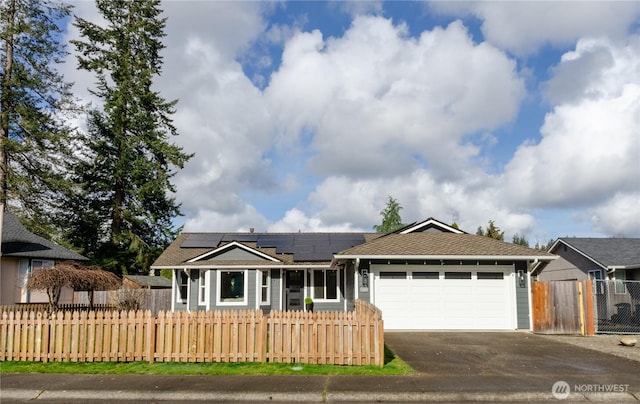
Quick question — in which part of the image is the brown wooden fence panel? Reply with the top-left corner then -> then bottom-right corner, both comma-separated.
1,301 -> 383,366
532,280 -> 594,335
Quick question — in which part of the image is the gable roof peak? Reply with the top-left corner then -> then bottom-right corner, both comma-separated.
397,217 -> 465,235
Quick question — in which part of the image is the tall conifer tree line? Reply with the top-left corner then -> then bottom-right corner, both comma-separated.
0,0 -> 76,238
1,0 -> 191,274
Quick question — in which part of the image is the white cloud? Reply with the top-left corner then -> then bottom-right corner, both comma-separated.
502,38 -> 640,210
266,17 -> 525,180
430,1 -> 640,55
268,208 -> 357,232
269,169 -> 537,238
62,2 -> 639,239
498,37 -> 640,237
589,193 -> 640,237
183,204 -> 269,233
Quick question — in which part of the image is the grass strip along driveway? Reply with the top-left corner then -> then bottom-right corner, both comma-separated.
0,345 -> 412,376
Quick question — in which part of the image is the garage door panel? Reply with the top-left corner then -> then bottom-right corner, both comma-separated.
373,266 -> 514,330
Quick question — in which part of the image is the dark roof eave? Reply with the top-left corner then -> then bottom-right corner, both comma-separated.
334,254 -> 558,261
151,263 -> 332,269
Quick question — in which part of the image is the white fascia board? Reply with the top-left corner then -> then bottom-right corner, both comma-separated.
186,241 -> 280,263
151,264 -> 331,270
399,219 -> 464,234
608,264 -> 640,271
333,254 -> 558,261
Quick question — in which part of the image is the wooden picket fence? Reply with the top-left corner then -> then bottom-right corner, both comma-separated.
0,301 -> 384,366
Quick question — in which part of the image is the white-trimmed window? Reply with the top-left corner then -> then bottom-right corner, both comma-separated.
588,270 -> 603,294
260,270 -> 270,305
176,270 -> 189,303
199,270 -> 208,306
31,260 -> 54,272
217,270 -> 248,305
17,260 -> 29,287
311,269 -> 338,301
614,269 -> 626,294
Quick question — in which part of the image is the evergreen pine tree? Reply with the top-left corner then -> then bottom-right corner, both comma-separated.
373,196 -> 405,233
485,220 -> 504,241
0,0 -> 76,237
512,233 -> 529,247
477,220 -> 504,241
67,0 -> 192,274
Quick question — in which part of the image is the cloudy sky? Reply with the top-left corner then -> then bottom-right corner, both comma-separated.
63,1 -> 640,243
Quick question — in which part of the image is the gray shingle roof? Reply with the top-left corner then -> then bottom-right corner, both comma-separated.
152,232 -> 381,268
557,238 -> 640,268
337,233 -> 556,259
2,211 -> 88,261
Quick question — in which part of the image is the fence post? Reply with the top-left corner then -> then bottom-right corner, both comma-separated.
583,280 -> 595,336
578,281 -> 586,336
146,310 -> 156,363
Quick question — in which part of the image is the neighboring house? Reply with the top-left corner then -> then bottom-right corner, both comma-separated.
535,238 -> 640,326
151,218 -> 557,330
1,211 -> 88,305
534,238 -> 640,283
123,275 -> 172,289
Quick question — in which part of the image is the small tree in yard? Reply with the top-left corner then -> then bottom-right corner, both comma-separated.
26,261 -> 120,311
26,265 -> 75,312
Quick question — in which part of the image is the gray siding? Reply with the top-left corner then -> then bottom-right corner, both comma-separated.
538,244 -> 602,281
515,261 -> 530,329
189,269 -> 200,310
269,269 -> 281,311
209,248 -> 272,261
357,261 -> 371,303
345,263 -> 355,311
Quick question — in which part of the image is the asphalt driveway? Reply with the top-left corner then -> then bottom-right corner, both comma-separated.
384,331 -> 640,394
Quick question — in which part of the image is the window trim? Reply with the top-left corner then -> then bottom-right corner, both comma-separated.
176,269 -> 189,303
588,270 -> 603,295
216,269 -> 248,306
198,270 -> 208,306
17,259 -> 29,288
614,269 -> 626,295
311,269 -> 339,302
259,270 -> 270,305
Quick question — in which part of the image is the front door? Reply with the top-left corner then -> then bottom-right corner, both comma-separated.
286,270 -> 304,311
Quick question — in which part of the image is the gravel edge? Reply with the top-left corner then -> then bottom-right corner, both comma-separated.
539,334 -> 640,362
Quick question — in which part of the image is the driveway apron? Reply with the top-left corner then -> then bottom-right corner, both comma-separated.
384,331 -> 640,394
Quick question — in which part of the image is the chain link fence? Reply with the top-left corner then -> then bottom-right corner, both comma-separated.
593,280 -> 640,334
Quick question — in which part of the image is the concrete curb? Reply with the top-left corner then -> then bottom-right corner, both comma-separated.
1,389 -> 322,402
2,389 -> 639,402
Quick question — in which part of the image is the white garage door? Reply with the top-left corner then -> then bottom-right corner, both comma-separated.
373,265 -> 515,330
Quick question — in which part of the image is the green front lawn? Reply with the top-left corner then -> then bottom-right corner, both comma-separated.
0,345 -> 413,376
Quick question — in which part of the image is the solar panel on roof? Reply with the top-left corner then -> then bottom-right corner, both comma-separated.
221,234 -> 260,242
257,235 -> 292,246
180,232 -> 366,257
296,234 -> 330,241
180,234 -> 223,248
